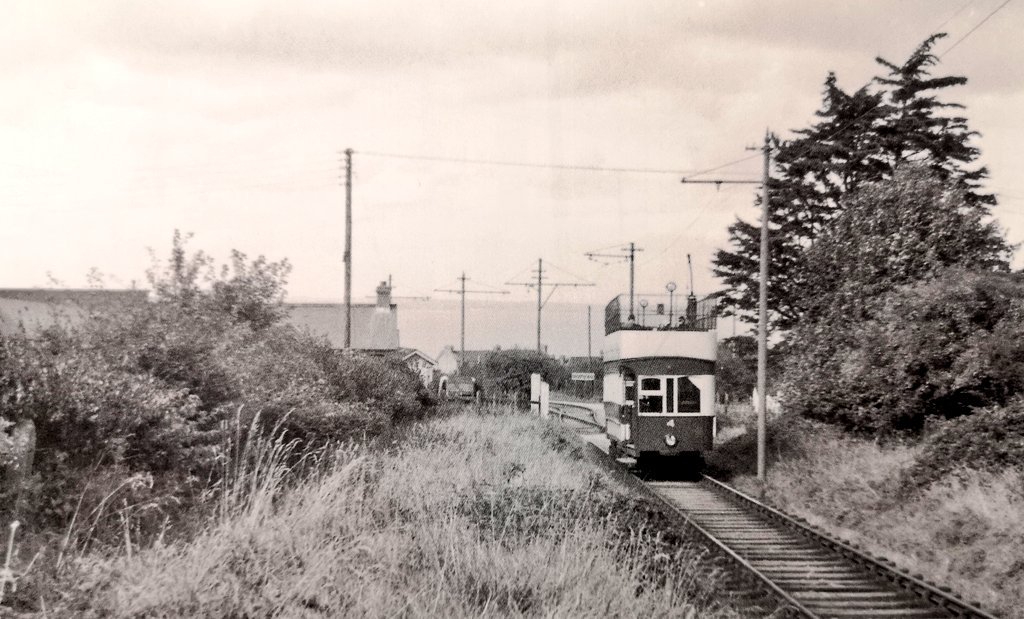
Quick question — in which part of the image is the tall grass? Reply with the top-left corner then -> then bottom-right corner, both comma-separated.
729,424 -> 1022,617
19,408 -> 739,617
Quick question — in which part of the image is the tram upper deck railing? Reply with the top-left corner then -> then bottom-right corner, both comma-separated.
604,293 -> 717,335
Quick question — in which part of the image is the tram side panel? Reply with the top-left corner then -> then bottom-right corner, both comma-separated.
601,372 -> 626,442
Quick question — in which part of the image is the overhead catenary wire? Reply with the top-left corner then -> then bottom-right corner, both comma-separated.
940,0 -> 1013,57
934,0 -> 980,31
358,149 -> 757,177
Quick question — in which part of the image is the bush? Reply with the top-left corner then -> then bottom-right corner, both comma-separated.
907,399 -> 1024,488
0,331 -> 221,528
479,349 -> 568,397
782,269 -> 1024,435
0,232 -> 431,539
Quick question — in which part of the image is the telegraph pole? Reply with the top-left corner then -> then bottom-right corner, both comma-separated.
587,305 -> 592,359
537,259 -> 542,352
585,242 -> 642,318
756,131 -> 771,482
680,130 -> 772,482
343,148 -> 353,349
436,273 -> 509,369
507,259 -> 594,354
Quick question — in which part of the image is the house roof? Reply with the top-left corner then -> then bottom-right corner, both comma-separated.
284,303 -> 399,350
437,346 -> 493,365
0,288 -> 147,305
0,289 -> 147,337
399,348 -> 436,365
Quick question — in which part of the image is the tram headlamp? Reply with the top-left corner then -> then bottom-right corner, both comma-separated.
665,434 -> 677,447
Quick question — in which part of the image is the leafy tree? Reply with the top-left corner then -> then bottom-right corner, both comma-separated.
782,269 -> 1024,436
714,34 -> 998,331
801,166 -> 1010,319
716,336 -> 757,402
147,230 -> 291,330
210,250 -> 292,330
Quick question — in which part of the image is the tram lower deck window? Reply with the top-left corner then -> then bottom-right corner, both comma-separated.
639,377 -> 664,413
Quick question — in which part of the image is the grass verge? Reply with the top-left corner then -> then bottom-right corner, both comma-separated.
719,418 -> 1022,618
13,407 -> 743,617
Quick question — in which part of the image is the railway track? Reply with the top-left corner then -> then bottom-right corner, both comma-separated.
547,401 -> 998,618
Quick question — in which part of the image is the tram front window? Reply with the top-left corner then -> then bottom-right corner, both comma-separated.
677,377 -> 701,413
638,377 -> 664,413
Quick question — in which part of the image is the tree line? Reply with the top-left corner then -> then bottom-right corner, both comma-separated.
713,34 -> 1024,437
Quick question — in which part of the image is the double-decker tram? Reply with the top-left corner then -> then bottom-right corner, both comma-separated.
599,290 -> 717,467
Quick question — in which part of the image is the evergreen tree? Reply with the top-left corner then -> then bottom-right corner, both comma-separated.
714,34 -> 998,330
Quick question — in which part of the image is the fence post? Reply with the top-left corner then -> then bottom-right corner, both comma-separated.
530,373 -> 541,415
540,381 -> 550,419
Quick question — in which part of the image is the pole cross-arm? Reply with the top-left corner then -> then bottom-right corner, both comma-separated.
541,282 -> 594,308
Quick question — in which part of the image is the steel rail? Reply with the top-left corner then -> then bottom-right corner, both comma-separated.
641,482 -> 817,617
548,401 -> 603,430
552,417 -> 997,617
701,474 -> 999,619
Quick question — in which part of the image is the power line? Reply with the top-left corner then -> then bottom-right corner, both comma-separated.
940,0 -> 1013,57
934,0 -> 979,31
360,149 -> 715,176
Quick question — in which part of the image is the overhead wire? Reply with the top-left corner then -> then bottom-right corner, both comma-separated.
543,260 -> 591,284
940,0 -> 1013,57
360,149 -> 730,177
934,0 -> 980,31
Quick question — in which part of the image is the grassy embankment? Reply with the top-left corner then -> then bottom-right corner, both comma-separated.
22,407 -> 743,618
711,418 -> 1022,618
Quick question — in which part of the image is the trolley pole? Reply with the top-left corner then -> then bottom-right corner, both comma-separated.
343,148 -> 353,349
756,132 -> 771,482
628,242 -> 636,318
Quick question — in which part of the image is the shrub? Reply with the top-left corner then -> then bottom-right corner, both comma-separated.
782,269 -> 1024,435
0,332 -> 222,528
0,232 -> 431,539
480,349 -> 567,397
907,399 -> 1024,488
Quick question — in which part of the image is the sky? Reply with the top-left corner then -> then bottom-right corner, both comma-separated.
2,0 -> 1023,340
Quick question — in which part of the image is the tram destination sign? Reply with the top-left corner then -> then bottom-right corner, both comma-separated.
571,372 -> 596,382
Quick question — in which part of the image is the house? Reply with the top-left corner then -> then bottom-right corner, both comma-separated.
390,348 -> 437,386
284,280 -> 400,351
435,346 -> 493,375
0,288 -> 148,337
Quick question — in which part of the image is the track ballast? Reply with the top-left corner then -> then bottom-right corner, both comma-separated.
547,401 -> 997,618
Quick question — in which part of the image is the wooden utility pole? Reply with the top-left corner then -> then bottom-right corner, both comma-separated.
756,131 -> 771,482
343,148 -> 353,349
537,259 -> 542,352
587,305 -> 592,359
585,242 -> 642,318
436,273 -> 508,369
679,130 -> 773,482
507,259 -> 593,354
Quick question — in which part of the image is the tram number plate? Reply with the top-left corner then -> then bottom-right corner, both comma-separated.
571,372 -> 596,382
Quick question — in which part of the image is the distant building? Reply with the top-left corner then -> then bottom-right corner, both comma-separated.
284,280 -> 400,351
389,348 -> 437,386
0,288 -> 147,337
435,346 -> 493,375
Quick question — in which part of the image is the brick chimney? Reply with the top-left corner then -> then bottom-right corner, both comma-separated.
375,280 -> 392,309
